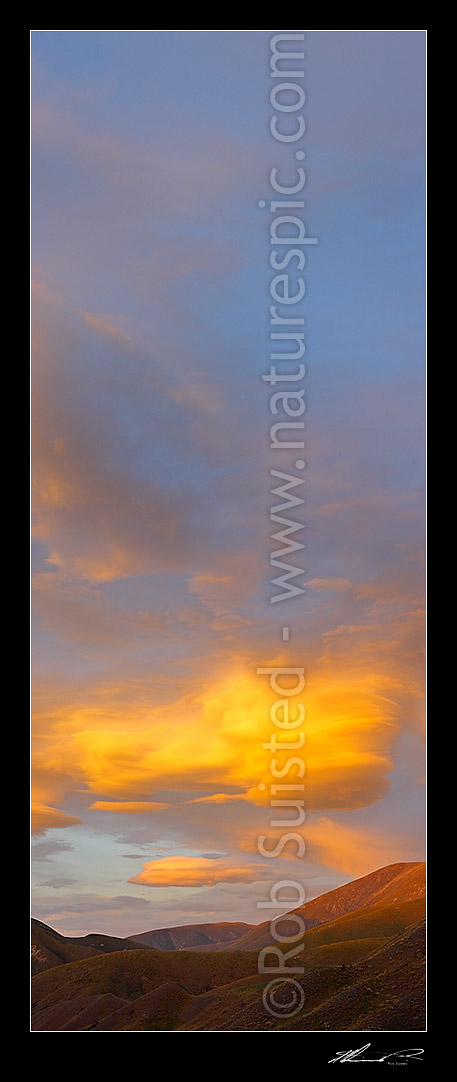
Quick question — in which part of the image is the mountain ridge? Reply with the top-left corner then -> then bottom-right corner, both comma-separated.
31,918 -> 154,976
31,899 -> 426,1030
214,861 -> 425,952
130,921 -> 254,951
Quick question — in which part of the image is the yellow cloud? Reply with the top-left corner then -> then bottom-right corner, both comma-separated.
32,663 -> 401,817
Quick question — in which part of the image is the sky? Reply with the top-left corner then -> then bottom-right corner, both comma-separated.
31,30 -> 426,937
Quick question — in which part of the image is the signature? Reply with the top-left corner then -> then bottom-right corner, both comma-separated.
329,1044 -> 424,1064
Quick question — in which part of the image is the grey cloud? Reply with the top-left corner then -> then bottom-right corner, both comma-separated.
31,840 -> 74,862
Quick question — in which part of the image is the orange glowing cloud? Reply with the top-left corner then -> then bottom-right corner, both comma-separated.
31,803 -> 82,836
128,855 -> 267,888
302,816 -> 419,878
90,801 -> 170,813
187,793 -> 247,804
237,814 -> 419,879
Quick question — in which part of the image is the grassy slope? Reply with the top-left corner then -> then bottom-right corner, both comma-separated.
31,897 -> 425,1031
31,918 -> 152,976
297,898 -> 425,954
224,863 -> 426,951
214,919 -> 425,1032
130,921 -> 254,950
32,946 -> 259,1010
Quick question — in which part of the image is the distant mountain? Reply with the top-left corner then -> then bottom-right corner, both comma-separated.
216,861 -> 426,952
130,921 -> 254,951
31,918 -> 153,976
32,862 -> 425,974
31,898 -> 425,1030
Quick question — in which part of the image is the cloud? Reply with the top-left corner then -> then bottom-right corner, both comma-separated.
33,893 -> 154,918
30,36 -> 425,933
33,665 -> 400,812
129,855 -> 267,888
31,803 -> 82,836
307,577 -> 355,593
31,98 -> 263,288
33,573 -> 172,651
122,853 -> 166,860
187,793 -> 247,805
79,310 -> 133,344
31,282 -> 220,584
31,840 -> 74,862
90,801 -> 170,814
37,877 -> 77,889
302,816 -> 419,879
